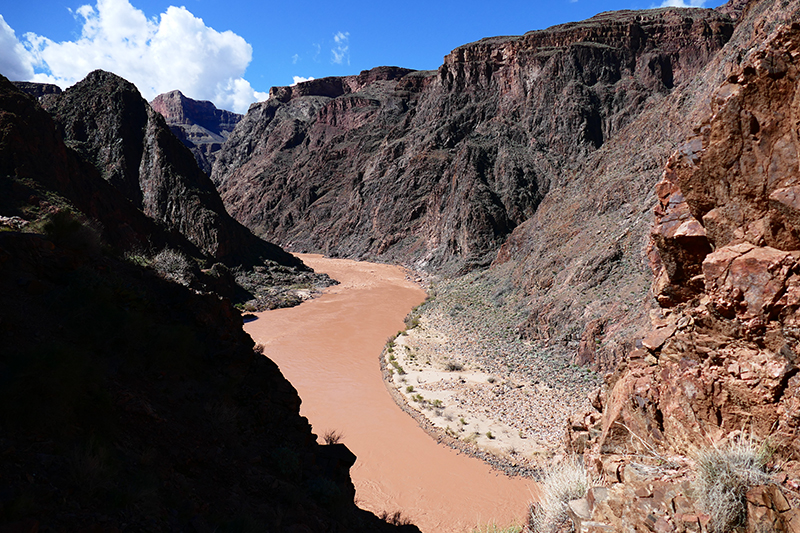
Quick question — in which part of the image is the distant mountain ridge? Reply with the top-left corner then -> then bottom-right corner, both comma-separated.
150,90 -> 243,174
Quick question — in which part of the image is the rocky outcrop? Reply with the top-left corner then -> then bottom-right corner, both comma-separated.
150,90 -> 242,174
564,15 -> 800,533
11,81 -> 62,99
0,75 -> 199,256
614,21 -> 800,459
42,70 -> 302,269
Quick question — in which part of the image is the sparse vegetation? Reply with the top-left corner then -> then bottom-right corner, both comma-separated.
471,524 -> 523,533
152,247 -> 194,286
529,457 -> 597,532
379,510 -> 414,526
444,361 -> 464,372
693,433 -> 772,533
406,385 -> 415,393
322,429 -> 344,445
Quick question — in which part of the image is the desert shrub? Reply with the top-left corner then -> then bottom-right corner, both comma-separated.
444,361 -> 464,372
693,433 -> 772,533
152,247 -> 193,286
379,510 -> 414,526
471,525 -> 522,533
322,429 -> 343,445
529,457 -> 597,532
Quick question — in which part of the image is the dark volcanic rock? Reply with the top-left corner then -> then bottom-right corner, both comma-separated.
151,90 -> 242,174
43,70 -> 302,269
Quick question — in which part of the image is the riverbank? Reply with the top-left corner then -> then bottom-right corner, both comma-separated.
245,255 -> 536,533
381,263 -> 601,475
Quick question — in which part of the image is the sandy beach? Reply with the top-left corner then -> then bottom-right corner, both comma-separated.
380,267 -> 601,475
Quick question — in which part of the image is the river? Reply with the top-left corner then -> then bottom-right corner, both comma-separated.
244,254 -> 535,533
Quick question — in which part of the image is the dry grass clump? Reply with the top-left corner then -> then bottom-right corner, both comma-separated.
693,433 -> 772,533
152,247 -> 194,286
471,524 -> 523,533
529,457 -> 597,532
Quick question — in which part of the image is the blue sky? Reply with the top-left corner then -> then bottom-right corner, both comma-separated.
0,0 -> 723,113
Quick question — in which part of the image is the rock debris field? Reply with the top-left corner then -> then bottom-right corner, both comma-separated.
384,268 -> 602,473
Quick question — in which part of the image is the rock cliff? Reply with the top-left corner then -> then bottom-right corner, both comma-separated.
562,7 -> 800,531
0,74 -> 416,533
40,70 -> 301,270
150,90 -> 242,174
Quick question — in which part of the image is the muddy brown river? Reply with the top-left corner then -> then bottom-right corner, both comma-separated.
245,254 -> 535,532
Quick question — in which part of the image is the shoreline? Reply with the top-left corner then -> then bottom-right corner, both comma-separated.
379,344 -> 542,479
379,265 -> 601,479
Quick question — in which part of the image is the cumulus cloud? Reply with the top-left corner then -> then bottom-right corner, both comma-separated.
0,16 -> 35,81
658,0 -> 705,6
331,31 -> 350,65
291,76 -> 315,86
1,0 -> 266,113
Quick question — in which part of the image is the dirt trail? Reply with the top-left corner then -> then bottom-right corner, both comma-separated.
245,254 -> 535,533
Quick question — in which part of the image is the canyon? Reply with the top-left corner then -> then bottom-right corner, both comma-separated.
4,0 -> 800,530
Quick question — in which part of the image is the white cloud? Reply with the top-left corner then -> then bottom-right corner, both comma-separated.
0,15 -> 35,81
658,0 -> 705,6
331,31 -> 350,65
291,76 -> 314,86
4,0 -> 266,113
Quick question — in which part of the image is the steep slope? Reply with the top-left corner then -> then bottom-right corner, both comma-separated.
558,13 -> 800,533
0,75 -> 417,533
598,16 -> 800,464
150,90 -> 242,175
41,70 -> 301,270
0,75 -> 203,257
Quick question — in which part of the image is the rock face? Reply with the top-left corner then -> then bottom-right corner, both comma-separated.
566,13 -> 800,532
616,20 -> 800,459
12,81 -> 62,99
150,90 -> 242,174
0,75 -> 198,256
211,9 -> 733,274
42,70 -> 301,269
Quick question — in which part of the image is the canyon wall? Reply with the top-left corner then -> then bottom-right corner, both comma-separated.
150,90 -> 242,175
39,70 -> 301,269
210,7 -> 735,368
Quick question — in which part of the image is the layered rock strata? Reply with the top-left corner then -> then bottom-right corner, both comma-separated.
150,90 -> 242,174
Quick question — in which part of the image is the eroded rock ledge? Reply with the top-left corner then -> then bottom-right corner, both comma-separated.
565,20 -> 800,533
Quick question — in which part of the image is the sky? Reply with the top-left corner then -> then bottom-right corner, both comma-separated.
0,0 -> 724,113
